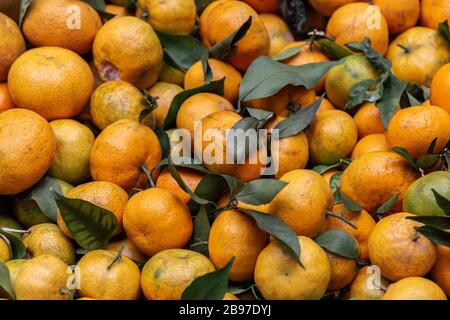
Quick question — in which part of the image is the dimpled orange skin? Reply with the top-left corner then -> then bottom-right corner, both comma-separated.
280,41 -> 330,92
200,0 -> 270,71
368,213 -> 437,282
383,277 -> 447,300
208,209 -> 269,282
307,0 -> 358,17
421,0 -> 450,30
373,0 -> 420,34
155,168 -> 204,205
0,13 -> 25,82
386,105 -> 450,159
260,14 -> 294,56
136,0 -> 196,35
326,203 -> 376,260
431,63 -> 450,113
326,3 -> 389,55
0,83 -> 14,112
141,249 -> 215,300
56,181 -> 128,238
242,0 -> 279,13
265,115 -> 309,179
0,109 -> 56,195
326,250 -> 358,292
22,0 -> 102,55
123,188 -> 193,257
269,169 -> 333,238
147,81 -> 183,128
353,102 -> 392,138
387,27 -> 450,86
93,16 -> 163,89
8,47 -> 94,121
431,244 -> 450,296
254,237 -> 331,300
351,133 -> 389,160
90,119 -> 162,192
340,152 -> 419,214
184,59 -> 242,103
306,110 -> 358,165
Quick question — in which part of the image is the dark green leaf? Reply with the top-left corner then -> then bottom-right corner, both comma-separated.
428,137 -> 438,154
0,231 -> 26,259
124,0 -> 137,11
375,193 -> 400,214
279,0 -> 307,38
195,0 -> 214,12
316,39 -> 353,60
235,179 -> 287,205
438,20 -> 450,44
341,192 -> 362,212
55,194 -> 117,250
312,160 -> 345,175
189,206 -> 210,256
432,189 -> 450,216
376,74 -> 407,129
275,95 -> 324,138
182,257 -> 234,300
400,83 -> 427,108
344,79 -> 382,110
220,174 -> 244,197
239,57 -> 340,102
416,154 -> 439,169
209,17 -> 252,60
406,92 -> 422,107
139,91 -> 158,124
83,0 -> 106,11
153,157 -> 210,174
346,38 -> 391,73
154,128 -> 170,160
271,45 -> 304,62
163,78 -> 225,129
188,174 -> 229,212
201,58 -> 213,84
29,176 -> 62,221
330,171 -> 343,203
407,216 -> 450,229
315,229 -> 359,259
417,225 -> 450,247
444,153 -> 450,172
246,108 -> 274,122
391,146 -> 418,170
241,209 -> 301,266
19,0 -> 32,26
0,262 -> 14,300
227,116 -> 262,162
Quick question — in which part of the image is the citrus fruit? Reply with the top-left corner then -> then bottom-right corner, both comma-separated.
77,249 -> 141,300
0,213 -> 23,239
0,237 -> 10,263
0,12 -> 25,82
8,47 -> 94,120
123,188 -> 193,256
368,212 -> 437,281
383,277 -> 447,300
159,62 -> 185,87
348,266 -> 390,300
22,0 -> 102,55
254,237 -> 330,300
242,0 -> 279,13
147,81 -> 183,128
373,0 -> 420,34
141,249 -> 215,300
105,238 -> 147,264
421,0 -> 450,30
351,133 -> 389,160
307,0 -> 358,17
430,63 -> 450,113
260,13 -> 294,56
93,16 -> 163,89
0,83 -> 14,112
316,98 -> 336,114
326,249 -> 358,292
155,168 -> 204,205
340,151 -> 419,213
90,119 -> 162,191
5,259 -> 27,292
0,109 -> 56,195
104,4 -> 130,18
353,102 -> 395,138
431,244 -> 450,296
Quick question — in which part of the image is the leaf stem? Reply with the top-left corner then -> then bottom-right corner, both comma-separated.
140,164 -> 156,188
326,211 -> 358,230
107,241 -> 126,270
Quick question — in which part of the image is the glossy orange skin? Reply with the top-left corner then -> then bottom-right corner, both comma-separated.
0,83 -> 14,112
431,244 -> 450,297
326,250 -> 358,292
421,0 -> 450,30
351,133 -> 389,160
373,0 -> 420,34
353,103 -> 396,138
0,12 -> 26,82
261,14 -> 294,56
147,81 -> 183,128
430,63 -> 450,113
383,277 -> 447,300
156,168 -> 204,205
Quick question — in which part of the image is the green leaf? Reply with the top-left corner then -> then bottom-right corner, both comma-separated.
341,192 -> 362,212
239,57 -> 340,102
29,176 -> 62,222
400,83 -> 427,108
375,73 -> 407,129
154,128 -> 170,160
163,78 -> 225,129
0,231 -> 26,259
188,174 -> 229,212
83,0 -> 106,10
55,194 -> 117,250
138,91 -> 158,124
246,108 -> 274,122
156,31 -> 208,73
316,39 -> 353,60
189,206 -> 210,256
438,20 -> 450,44
279,0 -> 307,38
182,257 -> 234,300
312,159 -> 348,175
153,157 -> 210,174
274,95 -> 324,139
346,38 -> 391,73
330,171 -> 343,203
220,174 -> 244,197
375,193 -> 400,214
201,58 -> 213,84
124,0 -> 137,11
195,0 -> 215,13
235,179 -> 287,205
344,78 -> 382,110
271,45 -> 304,62
209,17 -> 252,60
417,225 -> 450,247
0,262 -> 14,300
407,216 -> 450,229
427,137 -> 438,154
444,153 -> 450,172
432,189 -> 450,216
315,229 -> 359,259
391,146 -> 418,170
19,0 -> 32,26
241,209 -> 302,266
416,154 -> 439,169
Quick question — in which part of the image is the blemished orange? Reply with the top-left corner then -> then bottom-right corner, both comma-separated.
326,248 -> 358,292
147,81 -> 183,128
307,0 -> 359,17
368,213 -> 437,281
0,12 -> 26,82
123,188 -> 193,257
0,83 -> 14,112
383,277 -> 447,300
353,102 -> 393,138
421,0 -> 450,30
326,203 -> 376,260
326,3 -> 389,55
386,105 -> 450,159
22,0 -> 102,55
155,168 -> 204,205
430,63 -> 450,113
90,119 -> 162,192
351,133 -> 389,160
184,59 -> 242,103
260,14 -> 294,56
8,47 -> 94,121
199,0 -> 270,71
373,0 -> 420,34
340,152 -> 419,213
269,169 -> 333,238
208,209 -> 269,282
93,16 -> 163,89
0,109 -> 56,195
57,181 -> 129,238
431,244 -> 450,296
241,0 -> 279,13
